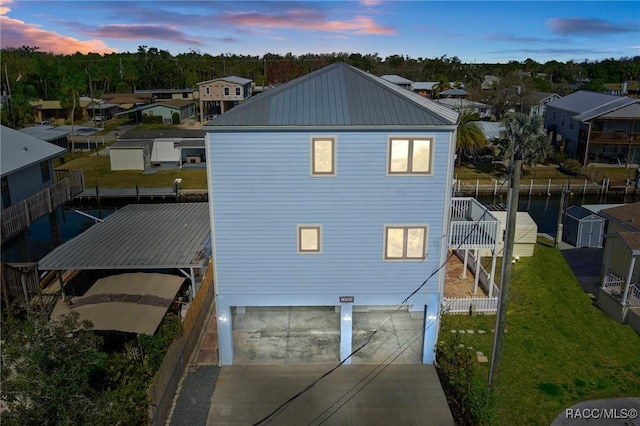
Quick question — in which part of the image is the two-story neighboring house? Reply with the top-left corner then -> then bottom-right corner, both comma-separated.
197,76 -> 253,121
204,62 -> 463,365
544,90 -> 640,166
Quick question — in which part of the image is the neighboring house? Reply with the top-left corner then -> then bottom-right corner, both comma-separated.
598,202 -> 640,333
1,126 -> 84,246
413,82 -> 439,98
0,125 -> 64,210
204,62 -> 500,366
19,125 -> 71,149
109,129 -> 205,170
544,90 -> 640,166
603,82 -> 640,96
29,100 -> 68,124
380,75 -> 413,90
197,76 -> 253,120
523,92 -> 560,118
439,88 -> 469,99
83,99 -> 119,121
134,88 -> 199,101
116,99 -> 197,124
437,98 -> 492,118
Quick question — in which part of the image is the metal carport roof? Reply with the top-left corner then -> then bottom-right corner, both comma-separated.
38,203 -> 210,270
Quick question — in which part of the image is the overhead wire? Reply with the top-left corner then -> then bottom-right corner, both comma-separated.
253,170 -> 514,426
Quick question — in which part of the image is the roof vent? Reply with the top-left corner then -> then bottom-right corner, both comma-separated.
23,147 -> 28,151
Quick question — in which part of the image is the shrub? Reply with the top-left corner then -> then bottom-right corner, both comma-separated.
171,112 -> 180,124
436,335 -> 494,425
137,315 -> 183,373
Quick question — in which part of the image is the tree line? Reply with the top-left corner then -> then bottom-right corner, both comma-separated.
1,45 -> 638,128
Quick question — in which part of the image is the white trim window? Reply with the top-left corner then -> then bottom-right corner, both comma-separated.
224,87 -> 230,97
235,87 -> 241,96
388,137 -> 433,175
384,226 -> 427,260
310,137 -> 335,176
297,225 -> 322,254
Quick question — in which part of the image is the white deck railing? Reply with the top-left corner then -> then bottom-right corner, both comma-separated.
449,197 -> 500,250
443,297 -> 499,314
602,272 -> 640,306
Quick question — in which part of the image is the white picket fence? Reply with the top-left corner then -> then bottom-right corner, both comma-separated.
443,297 -> 499,314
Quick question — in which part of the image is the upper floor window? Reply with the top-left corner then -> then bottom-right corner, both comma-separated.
40,160 -> 51,183
311,137 -> 335,176
297,225 -> 321,253
384,226 -> 427,260
235,87 -> 241,96
388,137 -> 432,175
206,87 -> 211,95
224,87 -> 230,96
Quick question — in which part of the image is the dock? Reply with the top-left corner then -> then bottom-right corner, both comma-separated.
76,187 -> 178,201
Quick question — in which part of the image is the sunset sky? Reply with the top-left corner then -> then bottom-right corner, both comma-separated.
1,0 -> 638,63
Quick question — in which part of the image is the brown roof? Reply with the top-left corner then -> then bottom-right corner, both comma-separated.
620,232 -> 640,252
601,202 -> 640,231
108,96 -> 148,105
155,99 -> 195,108
102,92 -> 154,100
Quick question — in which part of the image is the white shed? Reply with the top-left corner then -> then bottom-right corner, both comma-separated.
109,140 -> 152,171
481,211 -> 538,257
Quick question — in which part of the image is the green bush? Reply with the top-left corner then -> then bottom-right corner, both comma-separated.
141,114 -> 163,124
562,159 -> 582,172
171,112 -> 180,124
436,335 -> 494,425
137,315 -> 183,373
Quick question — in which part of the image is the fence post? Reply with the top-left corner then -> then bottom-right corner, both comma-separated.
547,179 -> 551,196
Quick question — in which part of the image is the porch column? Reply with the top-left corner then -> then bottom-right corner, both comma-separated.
340,304 -> 353,365
422,293 -> 439,364
57,271 -> 65,298
601,239 -> 615,289
621,257 -> 637,306
489,252 -> 498,297
217,302 -> 233,365
473,249 -> 481,294
462,249 -> 468,278
190,267 -> 196,296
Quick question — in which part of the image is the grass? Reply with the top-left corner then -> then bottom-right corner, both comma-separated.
56,154 -> 207,189
440,239 -> 640,425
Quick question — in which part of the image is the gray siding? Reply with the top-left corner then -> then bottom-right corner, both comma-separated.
209,130 -> 453,300
3,161 -> 53,209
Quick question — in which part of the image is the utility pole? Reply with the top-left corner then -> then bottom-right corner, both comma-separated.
488,150 -> 522,391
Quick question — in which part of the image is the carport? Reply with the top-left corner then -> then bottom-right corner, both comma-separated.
38,203 -> 212,306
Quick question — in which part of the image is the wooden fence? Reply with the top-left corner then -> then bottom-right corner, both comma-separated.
1,169 -> 84,243
147,260 -> 215,426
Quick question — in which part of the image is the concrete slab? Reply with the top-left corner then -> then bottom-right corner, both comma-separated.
207,364 -> 455,425
561,248 -> 604,295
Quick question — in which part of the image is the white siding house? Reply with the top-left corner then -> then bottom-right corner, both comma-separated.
204,63 -> 462,365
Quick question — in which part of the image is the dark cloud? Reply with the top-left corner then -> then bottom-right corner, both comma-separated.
547,18 -> 639,35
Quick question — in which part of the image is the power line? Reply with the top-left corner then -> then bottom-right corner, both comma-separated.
253,173 -> 512,425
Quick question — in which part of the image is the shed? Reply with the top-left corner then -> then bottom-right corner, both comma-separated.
481,211 -> 538,257
109,139 -> 152,170
563,205 -> 606,248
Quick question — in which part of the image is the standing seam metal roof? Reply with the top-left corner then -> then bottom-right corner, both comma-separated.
206,62 -> 459,127
38,203 -> 210,270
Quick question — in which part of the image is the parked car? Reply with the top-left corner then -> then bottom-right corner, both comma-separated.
92,115 -> 105,122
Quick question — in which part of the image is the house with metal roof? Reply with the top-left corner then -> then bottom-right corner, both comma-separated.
115,99 -> 197,124
598,202 -> 640,334
380,74 -> 413,90
203,62 -> 500,365
197,76 -> 253,121
1,125 -> 84,245
544,90 -> 640,166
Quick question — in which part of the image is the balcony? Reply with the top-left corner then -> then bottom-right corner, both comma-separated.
588,131 -> 639,146
449,197 -> 500,251
1,169 -> 84,243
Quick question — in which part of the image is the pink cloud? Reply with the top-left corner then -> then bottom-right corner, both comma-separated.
360,0 -> 383,6
0,15 -> 116,54
222,10 -> 395,35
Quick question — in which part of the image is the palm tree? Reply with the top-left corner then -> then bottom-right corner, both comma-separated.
496,113 -> 553,167
60,73 -> 86,151
456,110 -> 486,165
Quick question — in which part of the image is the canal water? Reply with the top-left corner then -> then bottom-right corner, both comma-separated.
2,193 -> 637,264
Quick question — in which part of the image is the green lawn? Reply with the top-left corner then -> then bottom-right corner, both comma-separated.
56,155 -> 207,189
440,240 -> 640,425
